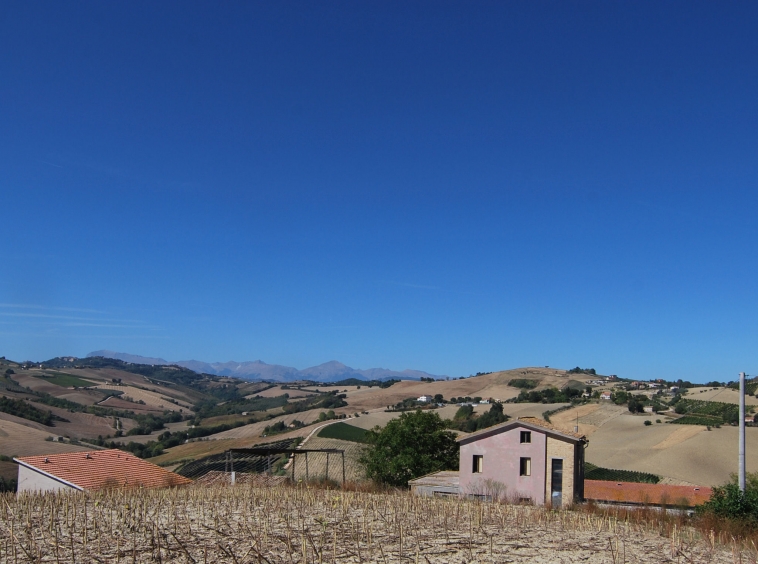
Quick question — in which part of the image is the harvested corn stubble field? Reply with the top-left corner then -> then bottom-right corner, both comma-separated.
0,485 -> 747,563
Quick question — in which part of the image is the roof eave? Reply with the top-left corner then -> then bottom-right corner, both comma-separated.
457,420 -> 586,446
13,459 -> 85,491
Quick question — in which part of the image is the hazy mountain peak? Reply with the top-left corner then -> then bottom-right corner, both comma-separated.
87,351 -> 447,383
88,350 -> 169,365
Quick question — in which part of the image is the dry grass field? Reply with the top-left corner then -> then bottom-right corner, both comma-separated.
253,386 -> 314,399
338,367 -> 589,412
96,384 -> 193,411
0,418 -> 90,458
0,484 -> 744,563
150,424 -> 316,466
212,408 -> 334,439
547,403 -> 758,486
688,387 -> 758,406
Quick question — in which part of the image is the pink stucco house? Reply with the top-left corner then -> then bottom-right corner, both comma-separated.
410,417 -> 587,507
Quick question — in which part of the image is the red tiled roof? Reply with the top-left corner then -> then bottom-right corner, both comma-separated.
15,449 -> 192,490
585,480 -> 712,507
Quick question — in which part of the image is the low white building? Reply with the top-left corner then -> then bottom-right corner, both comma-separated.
14,449 -> 191,493
417,395 -> 432,403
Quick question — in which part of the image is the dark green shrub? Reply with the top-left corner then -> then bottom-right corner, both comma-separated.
697,483 -> 758,525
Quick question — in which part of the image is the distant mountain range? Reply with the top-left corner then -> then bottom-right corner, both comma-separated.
86,350 -> 447,383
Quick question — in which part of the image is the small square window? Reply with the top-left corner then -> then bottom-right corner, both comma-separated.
472,455 -> 483,473
520,431 -> 531,444
520,457 -> 531,477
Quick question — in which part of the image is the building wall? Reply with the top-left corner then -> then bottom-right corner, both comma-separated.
544,437 -> 577,507
17,466 -> 78,494
410,485 -> 461,497
459,426 -> 546,504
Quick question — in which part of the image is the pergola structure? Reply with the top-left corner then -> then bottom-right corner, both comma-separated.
225,447 -> 347,484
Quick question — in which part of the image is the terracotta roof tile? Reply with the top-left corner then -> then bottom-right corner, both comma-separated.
458,416 -> 586,444
584,480 -> 712,507
15,449 -> 192,490
517,417 -> 586,440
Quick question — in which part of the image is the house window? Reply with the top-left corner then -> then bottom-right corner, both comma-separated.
520,431 -> 531,444
472,455 -> 483,473
519,457 -> 531,476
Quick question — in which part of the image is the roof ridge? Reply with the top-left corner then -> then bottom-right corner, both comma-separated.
457,416 -> 586,443
517,416 -> 586,439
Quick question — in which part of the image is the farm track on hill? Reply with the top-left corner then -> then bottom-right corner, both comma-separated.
0,485 -> 743,563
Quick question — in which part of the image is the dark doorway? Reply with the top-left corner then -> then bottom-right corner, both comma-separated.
551,459 -> 563,508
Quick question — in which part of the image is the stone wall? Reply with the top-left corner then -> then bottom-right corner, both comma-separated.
544,437 -> 576,507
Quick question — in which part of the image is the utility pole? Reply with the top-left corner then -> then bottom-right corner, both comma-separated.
739,372 -> 746,492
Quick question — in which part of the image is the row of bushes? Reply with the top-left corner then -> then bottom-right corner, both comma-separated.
513,386 -> 583,404
0,396 -> 67,426
671,398 -> 739,425
449,402 -> 509,433
584,463 -> 660,484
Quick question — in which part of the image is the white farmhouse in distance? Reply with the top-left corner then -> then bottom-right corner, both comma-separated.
417,395 -> 432,403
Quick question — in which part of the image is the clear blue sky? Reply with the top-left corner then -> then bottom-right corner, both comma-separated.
1,2 -> 757,381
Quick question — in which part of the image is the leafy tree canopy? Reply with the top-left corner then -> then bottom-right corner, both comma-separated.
697,472 -> 758,525
359,410 -> 458,487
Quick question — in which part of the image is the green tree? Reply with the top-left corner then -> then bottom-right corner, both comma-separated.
359,410 -> 459,487
697,472 -> 758,524
628,397 -> 644,413
454,405 -> 474,420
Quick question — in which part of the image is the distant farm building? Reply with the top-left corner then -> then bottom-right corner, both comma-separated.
600,391 -> 612,400
14,449 -> 191,493
417,395 -> 432,403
